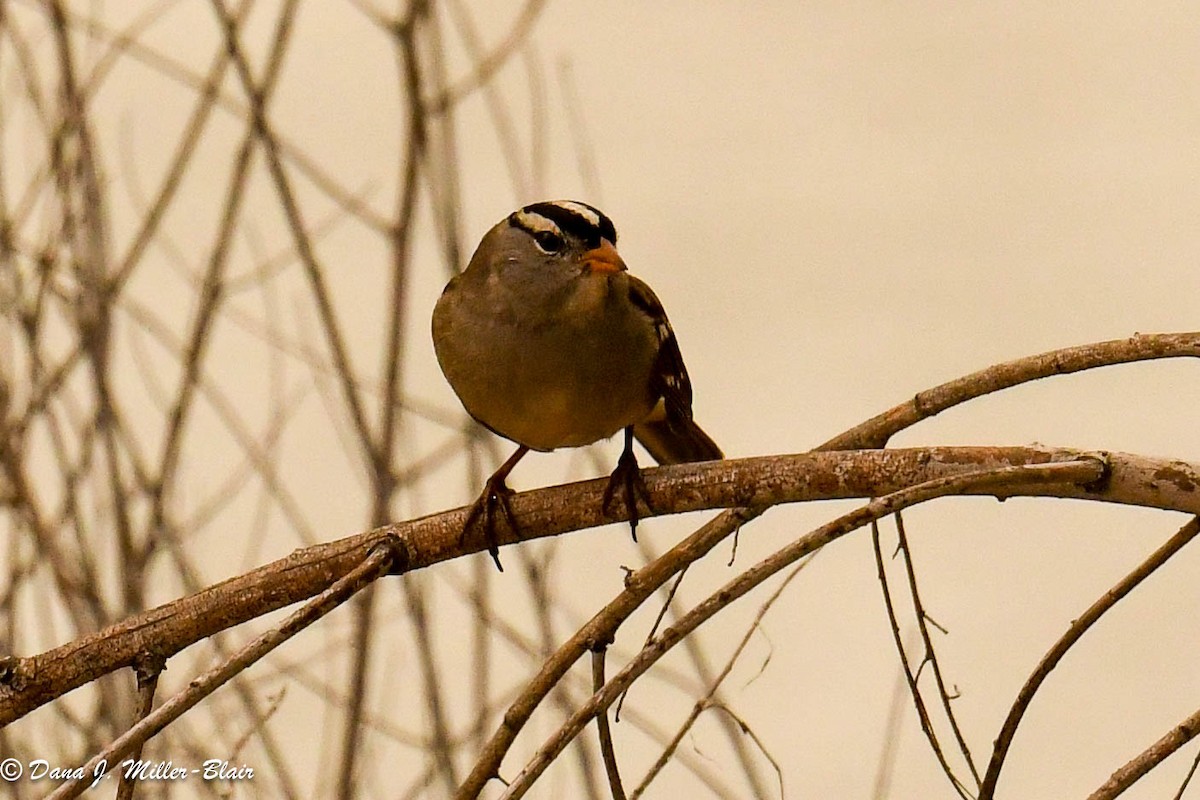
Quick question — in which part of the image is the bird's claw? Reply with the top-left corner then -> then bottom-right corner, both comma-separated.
461,476 -> 517,571
602,446 -> 654,542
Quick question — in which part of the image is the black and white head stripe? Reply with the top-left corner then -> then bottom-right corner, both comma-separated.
510,200 -> 617,248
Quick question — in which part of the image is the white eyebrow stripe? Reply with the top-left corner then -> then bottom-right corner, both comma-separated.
513,210 -> 562,236
550,201 -> 601,228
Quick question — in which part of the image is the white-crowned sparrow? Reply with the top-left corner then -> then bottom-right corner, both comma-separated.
433,200 -> 722,569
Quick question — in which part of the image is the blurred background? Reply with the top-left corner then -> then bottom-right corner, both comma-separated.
2,2 -> 1199,798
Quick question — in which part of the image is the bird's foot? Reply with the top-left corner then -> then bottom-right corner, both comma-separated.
461,475 -> 517,571
602,445 -> 654,542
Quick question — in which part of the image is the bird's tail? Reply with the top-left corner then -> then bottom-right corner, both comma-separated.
633,417 -> 723,465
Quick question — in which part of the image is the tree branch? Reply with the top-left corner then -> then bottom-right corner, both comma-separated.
982,515 -> 1200,797
44,536 -> 404,800
820,332 -> 1200,450
5,446 -> 1196,728
497,460 -> 1105,798
1087,704 -> 1200,800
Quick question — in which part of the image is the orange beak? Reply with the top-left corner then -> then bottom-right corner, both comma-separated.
581,239 -> 626,274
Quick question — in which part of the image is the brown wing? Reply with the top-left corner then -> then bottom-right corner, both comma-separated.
627,276 -> 723,464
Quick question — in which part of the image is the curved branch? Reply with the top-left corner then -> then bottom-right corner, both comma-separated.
820,332 -> 1200,450
1,446 -> 1194,728
981,515 -> 1200,798
453,505 -> 764,800
497,461 -> 1104,798
451,445 -> 1185,798
591,648 -> 627,800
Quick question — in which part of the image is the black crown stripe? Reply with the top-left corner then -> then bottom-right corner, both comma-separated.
517,201 -> 617,248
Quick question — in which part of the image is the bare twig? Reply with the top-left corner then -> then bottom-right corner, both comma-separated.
631,554 -> 816,799
155,0 -> 296,508
872,519 -> 974,799
821,332 -> 1200,450
708,703 -> 784,799
591,647 -> 627,800
336,1 -> 435,793
426,0 -> 548,113
1171,748 -> 1200,800
889,510 -> 981,791
890,510 -> 980,786
45,536 -> 405,800
114,657 -> 162,800
447,556 -> 734,798
982,515 -> 1200,798
1087,704 -> 1200,800
871,629 -> 919,800
628,531 -> 774,797
496,461 -> 1105,799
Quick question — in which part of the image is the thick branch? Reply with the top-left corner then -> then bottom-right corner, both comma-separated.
1,446 -> 1195,726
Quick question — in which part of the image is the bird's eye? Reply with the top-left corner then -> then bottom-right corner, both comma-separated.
533,230 -> 565,254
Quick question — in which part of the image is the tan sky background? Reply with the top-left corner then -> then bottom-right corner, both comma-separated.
432,5 -> 1200,796
7,2 -> 1200,798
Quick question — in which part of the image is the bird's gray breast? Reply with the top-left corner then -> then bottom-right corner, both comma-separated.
433,272 -> 658,450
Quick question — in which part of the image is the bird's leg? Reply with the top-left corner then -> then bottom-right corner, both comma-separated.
462,445 -> 529,571
602,426 -> 655,541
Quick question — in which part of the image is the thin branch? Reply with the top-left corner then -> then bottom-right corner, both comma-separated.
982,515 -> 1200,798
556,58 -> 603,200
872,519 -> 973,799
440,0 -> 533,196
871,629 -> 920,800
520,545 -> 605,800
1171,747 -> 1200,800
631,554 -> 816,799
426,0 -> 548,113
1087,705 -> 1200,800
156,0 -> 297,503
497,461 -> 1105,799
109,0 -> 249,292
592,647 -> 627,800
443,555 -> 739,798
114,658 -> 162,800
336,1 -> 432,793
708,703 -> 784,799
820,332 -> 1200,450
894,511 -> 981,788
55,1 -> 394,235
44,536 -> 405,800
210,0 -> 377,462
